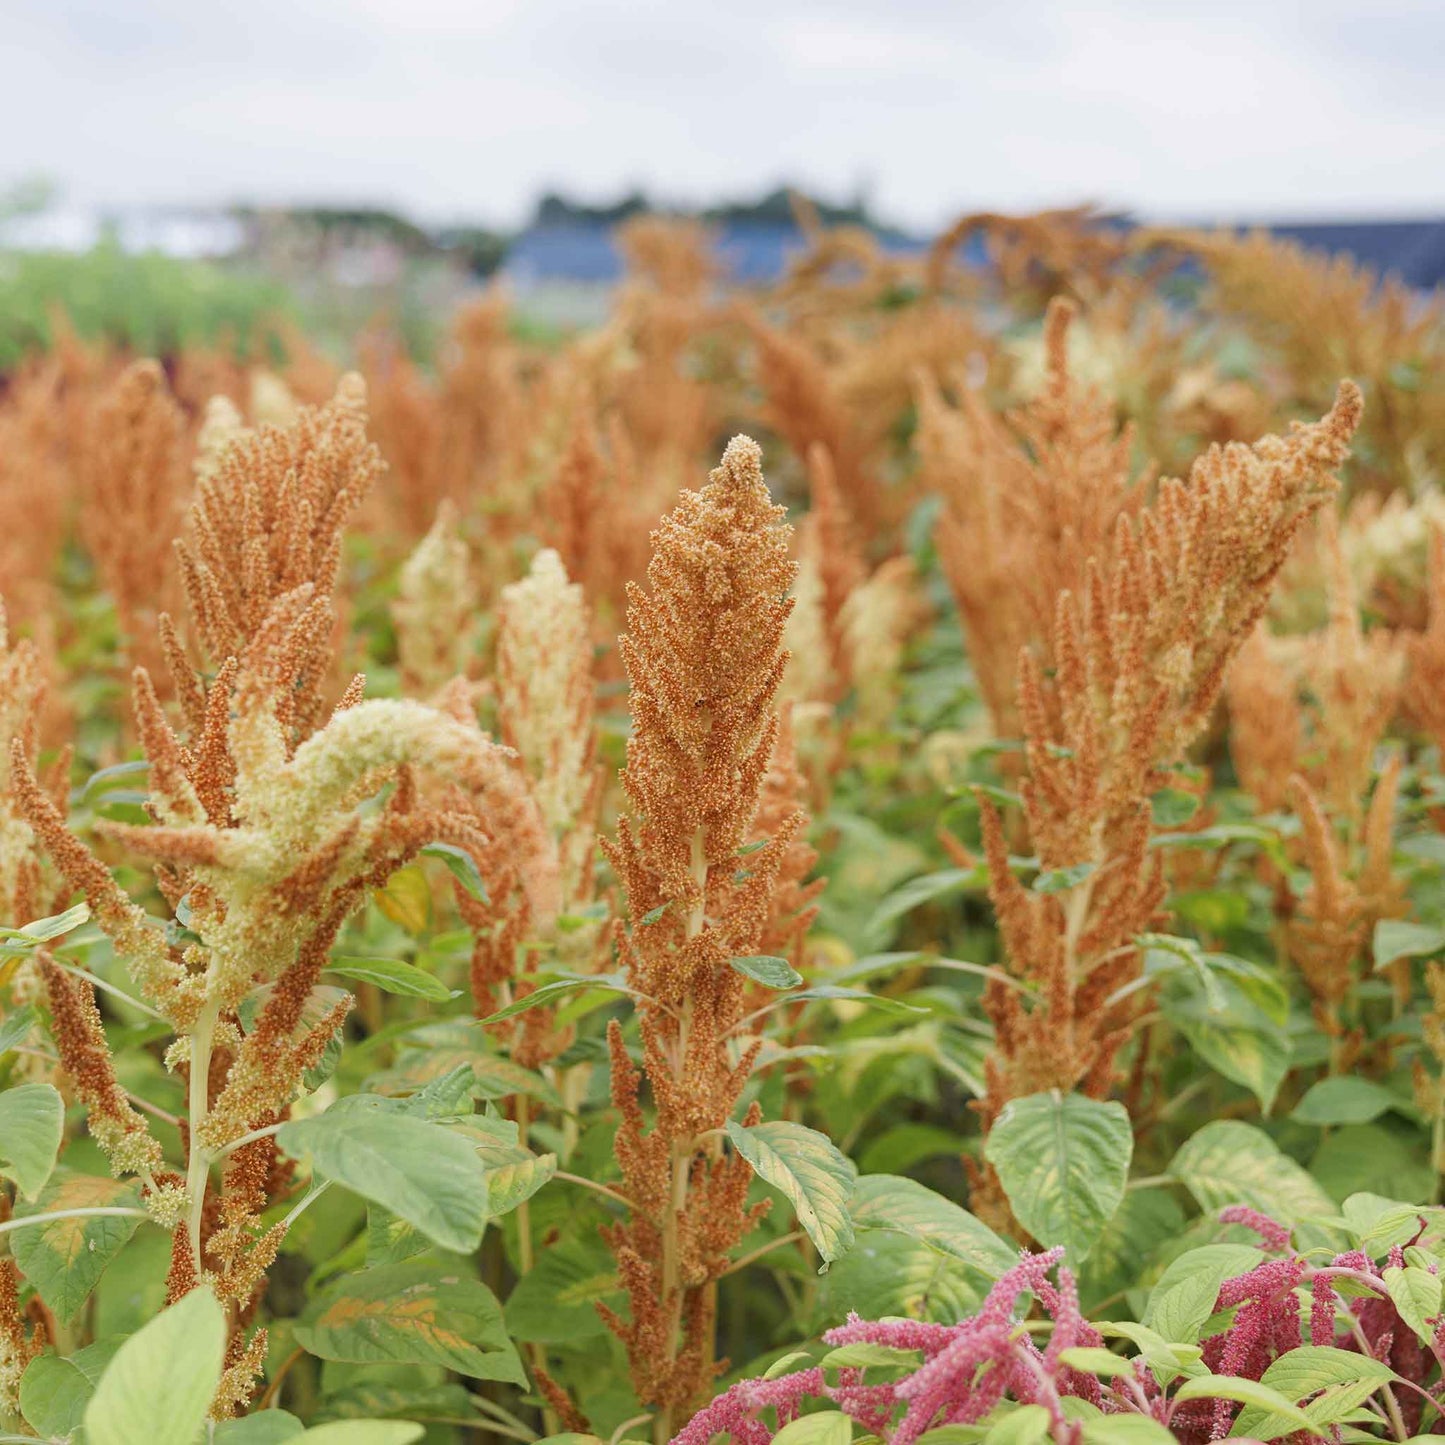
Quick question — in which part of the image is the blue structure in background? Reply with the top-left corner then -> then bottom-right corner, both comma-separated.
503,218 -> 1445,292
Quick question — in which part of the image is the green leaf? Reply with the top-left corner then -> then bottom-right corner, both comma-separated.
869,867 -> 984,933
12,1171 -> 144,1321
421,841 -> 488,902
819,1342 -> 920,1370
1168,1121 -> 1333,1222
847,1174 -> 1015,1279
1342,1192 -> 1434,1251
771,1411 -> 852,1445
504,1238 -> 622,1344
1144,1246 -> 1259,1345
476,973 -> 633,1025
1150,788 -> 1201,827
296,1258 -> 524,1382
731,954 -> 804,989
1292,1076 -> 1407,1127
326,956 -> 457,1001
0,1003 -> 39,1057
983,1091 -> 1132,1263
1163,965 -> 1290,1111
19,1338 -> 120,1439
214,1412 -> 306,1444
764,1351 -> 816,1380
296,1423 -> 425,1444
983,1404 -> 1051,1445
0,902 -> 92,951
1232,1346 -> 1398,1439
1094,1322 -> 1201,1379
483,1151 -> 557,1219
278,1108 -> 489,1253
726,1119 -> 857,1266
84,1286 -> 227,1445
1078,1417 -> 1175,1444
1057,1346 -> 1136,1378
1032,862 -> 1096,894
0,1082 -> 65,1200
788,983 -> 929,1017
1383,1265 -> 1442,1342
1373,919 -> 1445,969
639,902 -> 670,925
1172,1374 -> 1321,1434
372,864 -> 433,935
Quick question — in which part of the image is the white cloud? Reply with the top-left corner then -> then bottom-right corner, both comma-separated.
3,0 -> 1441,229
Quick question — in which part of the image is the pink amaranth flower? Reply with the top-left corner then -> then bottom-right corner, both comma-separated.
1218,1205 -> 1292,1253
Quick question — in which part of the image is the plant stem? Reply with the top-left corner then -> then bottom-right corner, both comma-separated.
210,1120 -> 284,1160
719,1229 -> 807,1277
184,997 -> 221,1271
0,1206 -> 151,1240
553,1171 -> 632,1210
57,961 -> 170,1023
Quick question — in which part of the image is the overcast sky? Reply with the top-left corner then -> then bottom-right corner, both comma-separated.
6,0 -> 1443,231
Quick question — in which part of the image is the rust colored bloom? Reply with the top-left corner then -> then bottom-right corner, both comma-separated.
599,436 -> 807,1431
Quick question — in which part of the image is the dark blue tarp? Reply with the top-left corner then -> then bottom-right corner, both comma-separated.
502,218 -> 1445,291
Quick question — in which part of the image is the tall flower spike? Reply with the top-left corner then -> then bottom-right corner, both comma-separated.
392,500 -> 477,696
79,359 -> 188,656
918,297 -> 1144,741
600,435 -> 803,1431
975,383 -> 1362,1160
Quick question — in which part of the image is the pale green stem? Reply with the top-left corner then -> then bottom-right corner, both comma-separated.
0,1206 -> 151,1240
57,961 -> 170,1023
185,998 -> 221,1270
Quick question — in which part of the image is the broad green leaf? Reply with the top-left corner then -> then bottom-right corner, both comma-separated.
483,1150 -> 557,1218
983,1091 -> 1132,1262
869,867 -> 983,933
771,1411 -> 852,1445
1094,1322 -> 1201,1378
1033,862 -> 1096,894
278,1108 -> 488,1253
421,841 -> 488,901
326,956 -> 456,1001
730,954 -> 803,989
814,1228 -> 983,1325
1144,1246 -> 1252,1346
19,1338 -> 120,1439
296,1258 -> 524,1382
373,864 -> 432,934
819,1342 -> 920,1369
84,1287 -> 226,1445
1342,1193 -> 1435,1251
1383,1265 -> 1441,1342
1058,1346 -> 1136,1378
1150,788 -> 1201,827
504,1237 -> 621,1343
1163,967 -> 1289,1110
1292,1076 -> 1407,1127
1168,1121 -> 1333,1222
1172,1374 -> 1320,1434
1373,919 -> 1445,969
0,1082 -> 65,1199
297,1425 -> 424,1444
0,1003 -> 39,1057
847,1174 -> 1015,1279
1232,1346 -> 1398,1439
12,1171 -> 143,1320
726,1119 -> 857,1266
214,1412 -> 306,1444
985,1404 -> 1051,1445
1078,1417 -> 1175,1444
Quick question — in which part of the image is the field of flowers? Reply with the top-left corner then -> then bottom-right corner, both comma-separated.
1,210 -> 1445,1444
